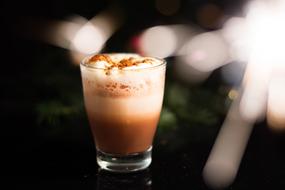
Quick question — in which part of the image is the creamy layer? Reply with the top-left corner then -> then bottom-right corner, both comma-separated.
84,94 -> 164,116
84,53 -> 163,71
81,56 -> 165,97
81,53 -> 166,115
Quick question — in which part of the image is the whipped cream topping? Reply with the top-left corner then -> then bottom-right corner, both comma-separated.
84,53 -> 163,74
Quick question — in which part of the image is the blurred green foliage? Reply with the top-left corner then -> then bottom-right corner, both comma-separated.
36,100 -> 82,126
159,82 -> 227,130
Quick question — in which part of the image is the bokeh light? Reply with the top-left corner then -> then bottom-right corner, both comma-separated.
267,76 -> 285,130
237,0 -> 285,123
43,19 -> 83,49
139,25 -> 177,58
204,0 -> 285,188
228,89 -> 238,100
71,10 -> 121,54
139,25 -> 196,58
246,0 -> 285,67
181,31 -> 229,72
222,17 -> 249,62
203,96 -> 254,189
239,61 -> 271,122
71,22 -> 105,54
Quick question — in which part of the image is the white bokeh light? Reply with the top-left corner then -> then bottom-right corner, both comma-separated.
267,76 -> 285,129
140,25 -> 177,58
222,17 -> 249,62
204,0 -> 285,188
182,31 -> 229,72
238,0 -> 285,123
71,23 -> 105,54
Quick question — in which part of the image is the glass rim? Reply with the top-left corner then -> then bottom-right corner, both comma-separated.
80,53 -> 166,71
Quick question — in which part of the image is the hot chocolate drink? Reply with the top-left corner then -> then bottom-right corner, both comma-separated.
80,53 -> 166,172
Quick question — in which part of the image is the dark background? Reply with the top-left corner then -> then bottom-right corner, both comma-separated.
2,0 -> 285,189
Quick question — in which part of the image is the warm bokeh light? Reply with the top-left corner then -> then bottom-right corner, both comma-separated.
70,9 -> 122,56
24,9 -> 123,65
139,25 -> 177,58
222,17 -> 249,62
43,19 -> 83,49
237,0 -> 285,123
139,25 -> 197,58
71,22 -> 105,54
221,0 -> 285,124
181,31 -> 229,72
239,61 -> 271,122
246,0 -> 285,66
228,89 -> 238,100
267,76 -> 285,130
204,0 -> 285,188
203,95 -> 254,189
68,9 -> 123,64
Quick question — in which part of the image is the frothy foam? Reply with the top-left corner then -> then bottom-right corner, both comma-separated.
84,53 -> 163,72
81,53 -> 165,98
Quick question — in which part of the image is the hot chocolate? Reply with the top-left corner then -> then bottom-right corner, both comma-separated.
80,53 -> 166,171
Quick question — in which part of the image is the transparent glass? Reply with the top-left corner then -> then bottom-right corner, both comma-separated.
80,53 -> 166,172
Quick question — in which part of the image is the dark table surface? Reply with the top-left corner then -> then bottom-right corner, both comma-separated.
4,113 -> 285,190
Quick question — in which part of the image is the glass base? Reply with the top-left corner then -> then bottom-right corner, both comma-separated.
97,146 -> 152,173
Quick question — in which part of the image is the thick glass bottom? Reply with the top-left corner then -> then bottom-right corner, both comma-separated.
97,146 -> 152,173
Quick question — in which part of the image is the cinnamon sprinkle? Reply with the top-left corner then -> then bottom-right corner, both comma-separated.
89,54 -> 116,65
88,54 -> 154,75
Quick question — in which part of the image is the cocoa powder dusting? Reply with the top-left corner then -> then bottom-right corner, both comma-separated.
88,54 -> 154,75
119,84 -> 128,89
89,54 -> 116,65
